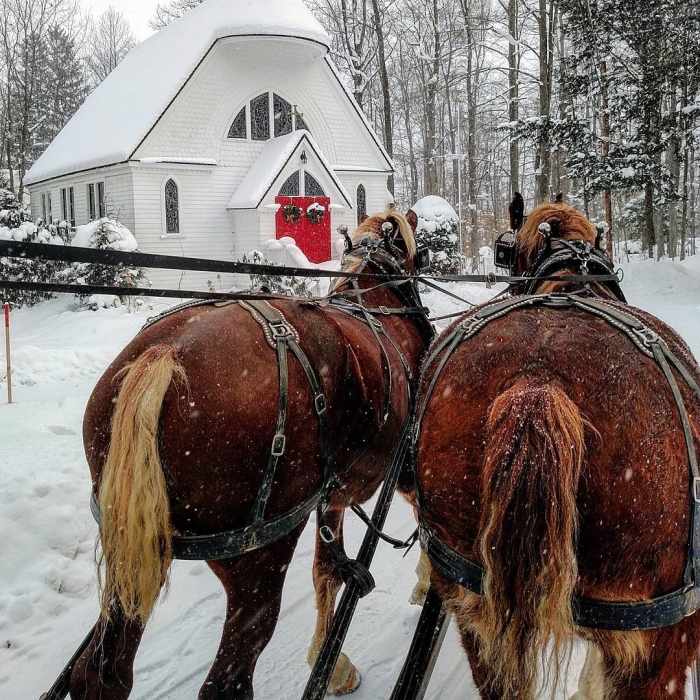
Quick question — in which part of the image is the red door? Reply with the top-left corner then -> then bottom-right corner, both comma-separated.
275,196 -> 331,264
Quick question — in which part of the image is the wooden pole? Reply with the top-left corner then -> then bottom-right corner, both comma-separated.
4,302 -> 12,404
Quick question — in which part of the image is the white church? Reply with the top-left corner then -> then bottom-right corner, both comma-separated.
24,0 -> 394,287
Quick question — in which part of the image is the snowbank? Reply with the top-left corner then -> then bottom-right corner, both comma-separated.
71,218 -> 138,252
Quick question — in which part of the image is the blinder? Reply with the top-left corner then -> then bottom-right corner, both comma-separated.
494,229 -> 518,272
414,246 -> 430,273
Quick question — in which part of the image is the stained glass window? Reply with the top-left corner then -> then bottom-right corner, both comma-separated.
251,93 -> 270,141
279,171 -> 300,196
69,187 -> 75,227
274,94 -> 293,137
87,184 -> 96,221
228,106 -> 247,139
357,184 -> 367,225
305,172 -> 325,197
61,188 -> 67,222
97,182 -> 105,219
165,179 -> 179,234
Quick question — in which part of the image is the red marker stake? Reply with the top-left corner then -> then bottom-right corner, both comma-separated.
4,303 -> 12,404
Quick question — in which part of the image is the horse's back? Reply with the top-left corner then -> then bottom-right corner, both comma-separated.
84,300 -> 411,536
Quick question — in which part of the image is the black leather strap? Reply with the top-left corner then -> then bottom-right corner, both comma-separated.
420,522 -> 700,631
90,487 -> 322,561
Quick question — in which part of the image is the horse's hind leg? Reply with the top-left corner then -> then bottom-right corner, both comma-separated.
199,524 -> 305,700
599,620 -> 700,699
69,601 -> 146,700
307,508 -> 362,695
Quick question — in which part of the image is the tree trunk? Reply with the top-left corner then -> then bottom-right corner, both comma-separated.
508,0 -> 519,197
536,0 -> 553,203
600,60 -> 613,257
423,0 -> 439,195
370,0 -> 394,194
644,183 -> 656,258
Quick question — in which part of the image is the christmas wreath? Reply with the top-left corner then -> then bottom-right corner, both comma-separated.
306,203 -> 325,225
283,204 -> 302,223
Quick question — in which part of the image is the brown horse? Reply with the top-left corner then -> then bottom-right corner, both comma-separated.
69,211 -> 432,699
413,199 -> 700,698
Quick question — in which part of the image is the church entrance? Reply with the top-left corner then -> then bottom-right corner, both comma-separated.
274,170 -> 331,264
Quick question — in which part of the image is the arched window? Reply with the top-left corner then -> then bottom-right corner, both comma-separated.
356,184 -> 367,225
228,106 -> 246,139
279,171 -> 300,196
164,179 -> 180,234
305,172 -> 325,197
227,92 -> 311,141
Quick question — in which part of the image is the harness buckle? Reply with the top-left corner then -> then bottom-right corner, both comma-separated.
269,320 -> 294,340
694,477 -> 700,503
271,433 -> 286,457
315,393 -> 327,415
319,525 -> 335,544
378,305 -> 390,315
632,326 -> 660,347
485,271 -> 497,286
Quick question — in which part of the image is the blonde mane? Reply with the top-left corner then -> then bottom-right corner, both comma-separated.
518,202 -> 597,261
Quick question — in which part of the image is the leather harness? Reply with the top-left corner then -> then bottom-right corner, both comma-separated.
90,244 -> 432,567
415,293 -> 700,631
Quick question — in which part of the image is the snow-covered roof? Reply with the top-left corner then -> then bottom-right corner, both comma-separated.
412,195 -> 459,222
24,0 -> 330,186
227,130 -> 352,209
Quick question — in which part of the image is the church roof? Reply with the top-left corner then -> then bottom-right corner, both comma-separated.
227,130 -> 352,209
24,0 -> 331,186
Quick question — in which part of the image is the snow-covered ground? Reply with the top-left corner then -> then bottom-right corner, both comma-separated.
2,255 -> 700,699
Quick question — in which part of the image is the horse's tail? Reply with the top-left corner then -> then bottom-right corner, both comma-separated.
97,345 -> 186,623
478,380 -> 585,698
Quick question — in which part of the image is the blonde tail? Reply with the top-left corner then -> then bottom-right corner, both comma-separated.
97,345 -> 186,622
478,381 -> 585,698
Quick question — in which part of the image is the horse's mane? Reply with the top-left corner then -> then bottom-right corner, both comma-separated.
517,202 -> 597,260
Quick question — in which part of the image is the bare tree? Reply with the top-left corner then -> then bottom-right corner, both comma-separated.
150,0 -> 203,30
85,7 -> 136,87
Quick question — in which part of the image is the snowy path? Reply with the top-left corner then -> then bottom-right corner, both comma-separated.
2,256 -> 699,699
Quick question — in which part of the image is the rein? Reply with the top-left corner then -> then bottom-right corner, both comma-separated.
415,293 -> 700,631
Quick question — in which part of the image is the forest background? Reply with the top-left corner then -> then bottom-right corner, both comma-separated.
1,0 -> 699,263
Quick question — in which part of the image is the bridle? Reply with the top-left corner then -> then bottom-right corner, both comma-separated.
494,219 -> 626,302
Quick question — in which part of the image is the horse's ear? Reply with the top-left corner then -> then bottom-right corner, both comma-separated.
406,209 -> 418,232
555,192 -> 564,203
360,213 -> 369,223
509,192 -> 524,231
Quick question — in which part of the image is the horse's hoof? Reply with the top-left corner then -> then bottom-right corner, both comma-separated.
328,665 -> 361,696
409,584 -> 428,606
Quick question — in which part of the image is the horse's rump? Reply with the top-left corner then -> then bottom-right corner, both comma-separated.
416,301 -> 700,691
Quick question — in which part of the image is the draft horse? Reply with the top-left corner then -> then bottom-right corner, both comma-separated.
69,211 -> 433,699
413,197 -> 700,698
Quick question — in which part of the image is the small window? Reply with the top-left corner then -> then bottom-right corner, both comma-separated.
60,188 -> 67,221
97,182 -> 106,218
305,172 -> 325,197
274,94 -> 293,137
87,183 -> 96,221
228,106 -> 247,139
41,193 -> 47,223
68,187 -> 75,227
278,171 -> 300,196
251,93 -> 270,141
47,192 -> 52,223
357,184 -> 367,225
165,178 -> 180,234
297,113 -> 310,132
